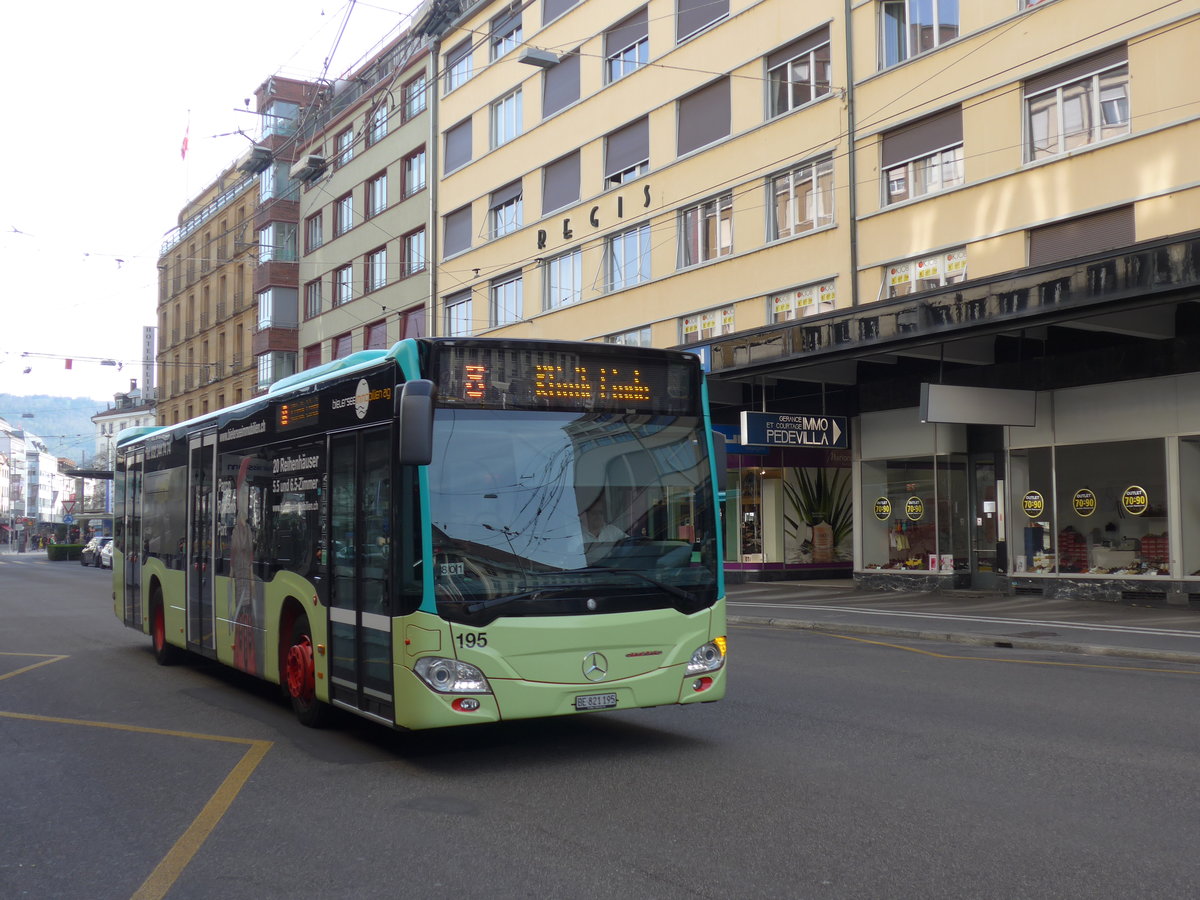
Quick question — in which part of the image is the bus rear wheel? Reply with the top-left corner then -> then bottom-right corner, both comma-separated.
285,615 -> 330,727
151,599 -> 182,666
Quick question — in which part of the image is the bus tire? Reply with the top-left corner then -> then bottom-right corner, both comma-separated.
151,595 -> 183,666
285,614 -> 330,728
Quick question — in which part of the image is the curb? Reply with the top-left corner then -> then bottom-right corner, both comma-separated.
728,614 -> 1200,667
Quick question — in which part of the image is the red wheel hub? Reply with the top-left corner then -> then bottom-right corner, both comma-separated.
286,636 -> 315,701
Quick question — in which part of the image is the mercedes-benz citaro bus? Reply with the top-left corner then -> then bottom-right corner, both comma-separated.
113,338 -> 726,729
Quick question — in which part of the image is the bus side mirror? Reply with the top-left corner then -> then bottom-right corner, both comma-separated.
397,379 -> 435,466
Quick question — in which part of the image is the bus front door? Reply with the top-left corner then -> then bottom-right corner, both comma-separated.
328,427 -> 395,723
186,431 -> 217,654
120,449 -> 144,629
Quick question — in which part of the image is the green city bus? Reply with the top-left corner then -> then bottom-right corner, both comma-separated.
113,338 -> 726,729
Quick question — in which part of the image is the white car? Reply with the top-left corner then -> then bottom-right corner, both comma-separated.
99,539 -> 114,569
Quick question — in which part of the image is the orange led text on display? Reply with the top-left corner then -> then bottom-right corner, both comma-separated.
534,365 -> 651,403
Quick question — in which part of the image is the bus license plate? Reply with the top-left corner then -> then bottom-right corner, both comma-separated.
575,692 -> 618,711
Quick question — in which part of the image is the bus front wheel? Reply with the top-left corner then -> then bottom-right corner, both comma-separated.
285,615 -> 330,727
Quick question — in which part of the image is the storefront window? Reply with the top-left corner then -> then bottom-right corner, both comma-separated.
1009,447 -> 1056,572
1180,437 -> 1200,578
862,455 -> 965,571
1053,439 -> 1168,576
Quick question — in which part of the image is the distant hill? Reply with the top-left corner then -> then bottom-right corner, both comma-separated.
0,394 -> 105,464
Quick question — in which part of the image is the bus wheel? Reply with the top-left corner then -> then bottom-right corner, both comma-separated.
151,599 -> 182,666
285,616 -> 329,727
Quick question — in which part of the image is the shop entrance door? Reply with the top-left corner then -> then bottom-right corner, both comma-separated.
969,454 -> 1002,589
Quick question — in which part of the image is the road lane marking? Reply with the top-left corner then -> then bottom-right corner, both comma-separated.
0,651 -> 69,681
811,632 -> 1200,675
729,601 -> 1200,639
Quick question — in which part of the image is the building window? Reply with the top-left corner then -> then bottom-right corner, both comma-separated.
402,72 -> 427,120
1027,206 -> 1134,267
399,304 -> 426,339
543,248 -> 582,310
885,248 -> 967,298
490,272 -> 523,327
366,172 -> 388,218
605,117 -> 649,186
364,319 -> 388,350
607,223 -> 651,291
543,0 -> 580,25
304,280 -> 323,320
257,352 -> 297,388
365,246 -> 388,293
491,89 -> 523,149
678,194 -> 733,268
367,102 -> 388,146
332,333 -> 352,360
543,150 -> 580,214
605,326 -> 652,347
1026,47 -> 1129,162
882,106 -> 964,204
445,118 -> 472,172
303,343 -> 322,369
676,0 -> 728,43
606,8 -> 648,83
681,307 -> 734,344
443,205 -> 472,258
771,281 -> 836,322
335,127 -> 354,168
305,213 -> 323,252
258,223 -> 296,263
444,290 -> 472,337
677,77 -> 730,156
403,228 -> 426,276
403,147 -> 427,196
881,0 -> 958,67
768,27 -> 832,117
491,6 -> 522,60
770,155 -> 834,239
445,39 -> 472,92
334,193 -> 354,237
489,182 -> 523,238
334,265 -> 354,307
543,50 -> 580,118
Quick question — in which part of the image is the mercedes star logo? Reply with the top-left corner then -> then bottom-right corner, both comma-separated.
582,652 -> 609,682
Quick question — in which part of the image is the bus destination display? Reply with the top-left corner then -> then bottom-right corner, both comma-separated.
276,395 -> 320,431
436,345 -> 694,414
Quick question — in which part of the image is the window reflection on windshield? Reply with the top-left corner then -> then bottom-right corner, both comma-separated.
428,409 -> 718,622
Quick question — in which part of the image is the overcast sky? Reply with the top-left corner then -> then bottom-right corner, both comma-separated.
0,0 -> 424,403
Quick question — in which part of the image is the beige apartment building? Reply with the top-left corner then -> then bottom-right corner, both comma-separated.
156,161 -> 260,425
419,0 -> 1200,601
289,33 -> 434,367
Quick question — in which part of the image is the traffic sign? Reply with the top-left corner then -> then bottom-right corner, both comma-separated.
63,515 -> 75,525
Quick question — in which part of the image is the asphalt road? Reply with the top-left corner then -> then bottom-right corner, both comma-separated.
2,552 -> 1198,899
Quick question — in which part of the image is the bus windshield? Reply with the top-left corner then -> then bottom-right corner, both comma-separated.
429,408 -> 719,626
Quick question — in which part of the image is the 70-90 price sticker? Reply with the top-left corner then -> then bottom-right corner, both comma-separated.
1072,488 -> 1097,518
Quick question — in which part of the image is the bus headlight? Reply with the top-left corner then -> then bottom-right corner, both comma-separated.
414,657 -> 493,694
686,638 -> 726,675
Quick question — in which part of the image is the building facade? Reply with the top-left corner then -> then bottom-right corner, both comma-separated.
417,0 -> 1200,601
290,33 -> 434,364
156,158 -> 261,424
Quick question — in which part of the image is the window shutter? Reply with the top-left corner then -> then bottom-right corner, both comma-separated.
605,117 -> 649,179
767,25 -> 831,70
543,151 -> 580,214
606,7 -> 648,56
676,0 -> 728,42
881,106 -> 963,168
542,50 -> 580,118
443,206 -> 472,257
444,118 -> 472,171
490,180 -> 523,210
1025,45 -> 1127,96
678,77 -> 731,156
542,0 -> 579,24
1028,206 -> 1135,267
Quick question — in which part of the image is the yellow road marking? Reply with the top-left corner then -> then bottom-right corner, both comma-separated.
815,631 -> 1200,675
1,655 -> 273,900
0,651 -> 69,681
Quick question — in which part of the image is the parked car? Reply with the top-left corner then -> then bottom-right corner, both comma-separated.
99,540 -> 114,569
80,536 -> 112,567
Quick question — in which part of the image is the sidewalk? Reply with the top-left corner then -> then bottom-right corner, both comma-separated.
726,579 -> 1200,666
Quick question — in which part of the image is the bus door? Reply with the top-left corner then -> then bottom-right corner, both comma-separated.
120,449 -> 144,629
187,431 -> 217,654
328,426 -> 394,722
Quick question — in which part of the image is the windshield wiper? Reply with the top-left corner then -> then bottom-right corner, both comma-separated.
574,567 -> 694,602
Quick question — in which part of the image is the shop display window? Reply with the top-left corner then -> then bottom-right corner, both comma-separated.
1181,437 -> 1200,578
862,455 -> 964,571
1013,439 -> 1169,577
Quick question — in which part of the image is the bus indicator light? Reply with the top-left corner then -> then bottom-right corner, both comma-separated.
452,698 -> 481,712
691,677 -> 714,692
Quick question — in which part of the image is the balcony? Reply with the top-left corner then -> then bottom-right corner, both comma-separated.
252,324 -> 299,356
253,260 -> 299,294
